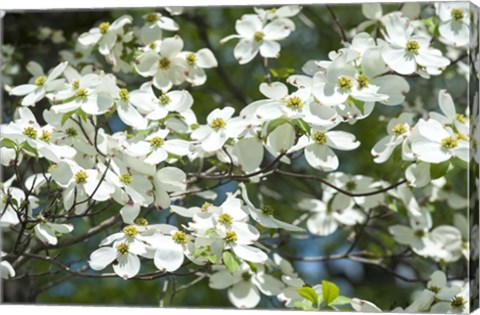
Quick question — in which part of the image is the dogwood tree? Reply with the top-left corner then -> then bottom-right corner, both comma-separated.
0,2 -> 477,312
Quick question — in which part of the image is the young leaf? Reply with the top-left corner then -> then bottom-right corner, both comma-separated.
222,251 -> 240,274
322,280 -> 340,306
296,287 -> 319,307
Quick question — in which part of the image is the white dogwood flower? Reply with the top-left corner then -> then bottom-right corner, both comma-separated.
209,263 -> 284,309
178,48 -> 217,86
10,62 -> 67,106
78,15 -> 132,55
435,3 -> 470,47
221,14 -> 295,64
34,217 -> 73,245
1,252 -> 15,279
381,13 -> 450,75
139,12 -> 179,44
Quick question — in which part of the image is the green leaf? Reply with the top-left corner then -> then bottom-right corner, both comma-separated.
347,97 -> 365,115
430,161 -> 451,179
291,118 -> 311,136
1,138 -> 17,149
296,287 -> 319,307
293,300 -> 317,311
331,295 -> 353,306
322,281 -> 340,306
266,117 -> 289,135
222,251 -> 240,274
61,110 -> 76,126
207,254 -> 217,264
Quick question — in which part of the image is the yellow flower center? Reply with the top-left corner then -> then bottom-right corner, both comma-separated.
392,123 -> 408,136
123,225 -> 138,237
201,202 -> 212,212
285,96 -> 304,110
451,296 -> 467,309
65,127 -> 78,137
441,136 -> 458,149
337,76 -> 353,91
74,170 -> 88,184
224,231 -> 238,243
72,80 -> 80,90
186,53 -> 197,66
451,9 -> 465,21
253,31 -> 265,42
261,205 -> 275,216
313,132 -> 327,145
159,94 -> 170,105
456,133 -> 467,141
99,22 -> 110,34
118,89 -> 129,101
119,173 -> 133,185
218,213 -> 233,226
40,130 -> 51,142
357,74 -> 369,89
23,127 -> 37,139
134,217 -> 149,226
145,12 -> 159,23
210,118 -> 227,130
158,57 -> 171,70
172,231 -> 188,245
35,76 -> 47,86
75,88 -> 89,101
116,242 -> 129,255
455,113 -> 466,124
150,137 -> 165,149
406,40 -> 420,53
148,42 -> 157,49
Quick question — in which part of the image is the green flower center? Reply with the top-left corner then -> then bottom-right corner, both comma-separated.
441,136 -> 458,149
451,296 -> 466,309
392,123 -> 408,136
74,170 -> 88,184
242,271 -> 252,281
72,80 -> 80,90
159,94 -> 170,105
455,113 -> 466,124
150,137 -> 165,149
186,53 -> 197,66
224,231 -> 238,244
261,205 -> 275,216
338,76 -> 353,91
172,231 -> 188,245
65,127 -> 78,137
116,242 -> 129,255
406,40 -> 420,53
134,217 -> 149,226
357,74 -> 369,89
145,13 -> 159,23
345,181 -> 357,191
119,173 -> 133,185
148,42 -> 157,49
313,132 -> 327,145
451,9 -> 465,21
210,118 -> 226,130
123,225 -> 138,237
201,202 -> 212,212
73,51 -> 84,59
253,31 -> 265,42
285,96 -> 304,110
429,286 -> 441,293
218,213 -> 233,226
99,22 -> 110,34
23,127 -> 37,139
158,57 -> 171,70
118,89 -> 129,101
35,76 -> 47,86
75,88 -> 89,101
40,130 -> 51,142
414,229 -> 426,237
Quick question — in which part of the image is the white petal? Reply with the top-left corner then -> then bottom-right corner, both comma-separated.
154,238 -> 184,272
89,247 -> 117,270
381,46 -> 416,75
305,144 -> 339,171
196,48 -> 217,68
113,253 -> 141,279
228,281 -> 261,309
232,245 -> 268,263
120,203 -> 141,224
259,82 -> 288,100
